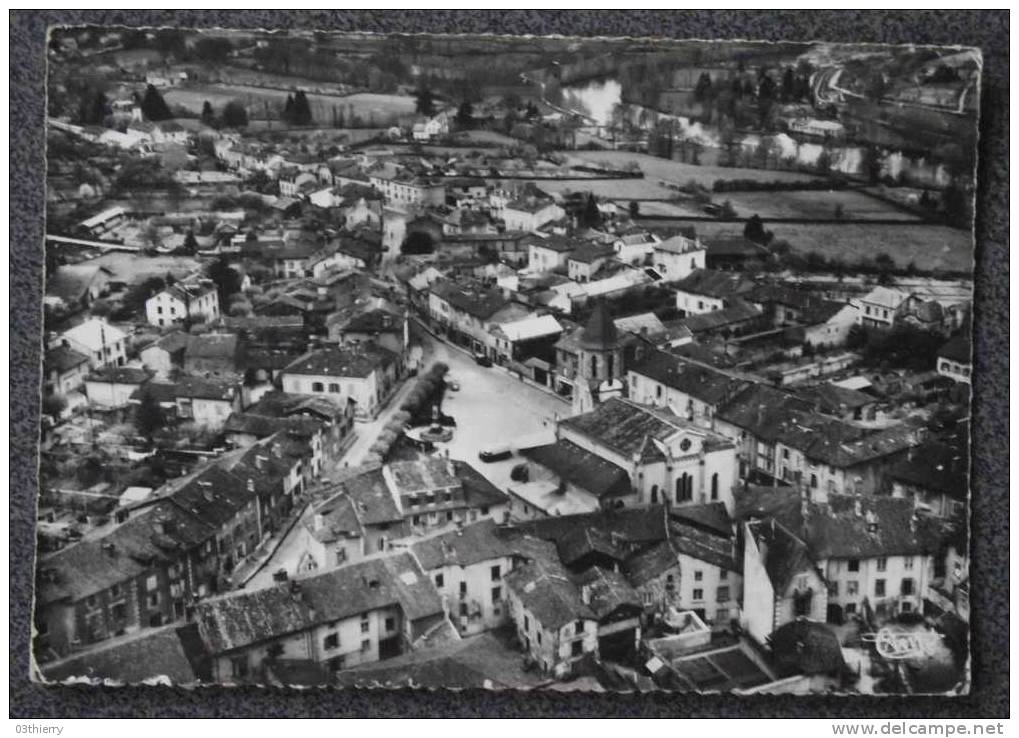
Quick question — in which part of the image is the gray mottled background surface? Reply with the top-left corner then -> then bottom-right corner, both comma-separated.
10,10 -> 1009,718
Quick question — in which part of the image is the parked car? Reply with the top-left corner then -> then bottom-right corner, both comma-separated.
446,377 -> 460,391
510,463 -> 529,482
474,352 -> 493,367
479,445 -> 513,463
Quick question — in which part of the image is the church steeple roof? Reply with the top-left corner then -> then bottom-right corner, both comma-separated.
579,301 -> 622,350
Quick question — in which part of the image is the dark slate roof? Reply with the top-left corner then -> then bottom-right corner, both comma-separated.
885,437 -> 969,500
556,524 -> 627,568
674,299 -> 762,333
569,243 -> 615,265
429,280 -> 508,321
246,391 -> 347,421
803,494 -> 958,560
194,552 -> 442,654
796,383 -> 876,414
769,620 -> 847,677
673,269 -> 754,300
622,538 -> 682,587
733,484 -> 804,532
560,397 -> 732,459
333,467 -> 403,525
704,236 -> 771,259
340,308 -> 403,334
509,506 -> 670,554
46,264 -> 109,304
671,502 -> 732,537
411,519 -> 520,570
283,343 -> 397,379
629,346 -> 750,407
173,376 -> 238,401
670,521 -> 741,572
45,345 -> 90,374
223,412 -> 323,440
578,302 -> 621,350
41,624 -> 205,684
86,366 -> 150,385
571,566 -> 641,620
453,460 -> 511,509
264,659 -> 332,687
185,333 -> 241,360
938,335 -> 972,364
746,518 -> 817,593
503,547 -> 595,629
147,331 -> 191,355
520,440 -> 631,501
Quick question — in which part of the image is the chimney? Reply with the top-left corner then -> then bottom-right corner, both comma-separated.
580,584 -> 591,605
854,499 -> 862,517
272,442 -> 282,459
198,480 -> 214,502
102,541 -> 116,556
757,404 -> 766,426
314,513 -> 325,531
247,478 -> 255,493
909,514 -> 918,534
256,454 -> 268,471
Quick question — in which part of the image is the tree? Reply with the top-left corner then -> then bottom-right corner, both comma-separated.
719,199 -> 737,219
291,91 -> 313,126
575,194 -> 602,230
201,100 -> 216,127
208,256 -> 242,303
182,230 -> 198,254
77,89 -> 109,126
628,201 -> 640,218
415,86 -> 435,116
42,394 -> 67,419
744,214 -> 773,244
221,100 -> 248,129
781,67 -> 797,102
400,231 -> 435,255
454,100 -> 474,129
834,203 -> 845,221
135,391 -> 165,441
140,84 -> 173,121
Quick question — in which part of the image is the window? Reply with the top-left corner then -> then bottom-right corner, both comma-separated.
904,557 -> 914,570
360,639 -> 371,652
323,633 -> 339,650
492,587 -> 501,604
491,565 -> 501,581
694,571 -> 703,582
111,603 -> 127,620
710,473 -> 719,501
810,474 -> 818,489
692,589 -> 704,601
876,557 -> 887,573
720,569 -> 728,581
571,640 -> 583,657
875,579 -> 886,597
828,581 -> 839,596
147,592 -> 160,608
845,602 -> 857,615
384,617 -> 396,632
524,615 -> 530,632
445,511 -> 454,522
847,581 -> 859,596
311,382 -> 324,393
716,586 -> 730,602
360,616 -> 370,634
536,631 -> 542,646
328,383 -> 340,393
146,575 -> 158,591
901,578 -> 915,596
434,573 -> 444,588
847,559 -> 860,573
650,485 -> 658,504
231,656 -> 249,679
459,582 -> 467,597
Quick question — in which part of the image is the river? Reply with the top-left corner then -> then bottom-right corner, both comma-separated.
561,77 -> 950,186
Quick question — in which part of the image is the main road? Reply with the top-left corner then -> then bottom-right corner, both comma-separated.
244,324 -> 568,590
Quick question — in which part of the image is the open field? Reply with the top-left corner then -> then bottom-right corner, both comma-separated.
88,252 -> 208,284
718,189 -> 923,222
615,199 -> 707,218
659,220 -> 974,274
164,85 -> 419,125
563,150 -> 821,188
536,177 -> 679,199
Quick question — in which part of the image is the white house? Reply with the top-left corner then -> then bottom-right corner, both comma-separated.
502,197 -> 565,232
856,286 -> 908,329
936,336 -> 972,384
84,366 -> 150,408
652,233 -> 706,283
280,344 -> 400,421
57,318 -> 128,370
145,280 -> 220,328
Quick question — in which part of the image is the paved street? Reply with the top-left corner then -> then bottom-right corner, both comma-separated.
244,327 -> 566,590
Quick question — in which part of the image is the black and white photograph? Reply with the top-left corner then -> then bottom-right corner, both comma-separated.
32,27 -> 980,697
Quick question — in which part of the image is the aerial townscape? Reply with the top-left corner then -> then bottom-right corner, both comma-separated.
35,30 -> 976,695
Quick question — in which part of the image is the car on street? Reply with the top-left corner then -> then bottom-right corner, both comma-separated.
446,377 -> 460,391
479,445 -> 513,463
474,352 -> 493,367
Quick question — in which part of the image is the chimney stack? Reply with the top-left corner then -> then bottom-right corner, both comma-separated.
580,584 -> 591,605
256,455 -> 268,471
314,513 -> 325,531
